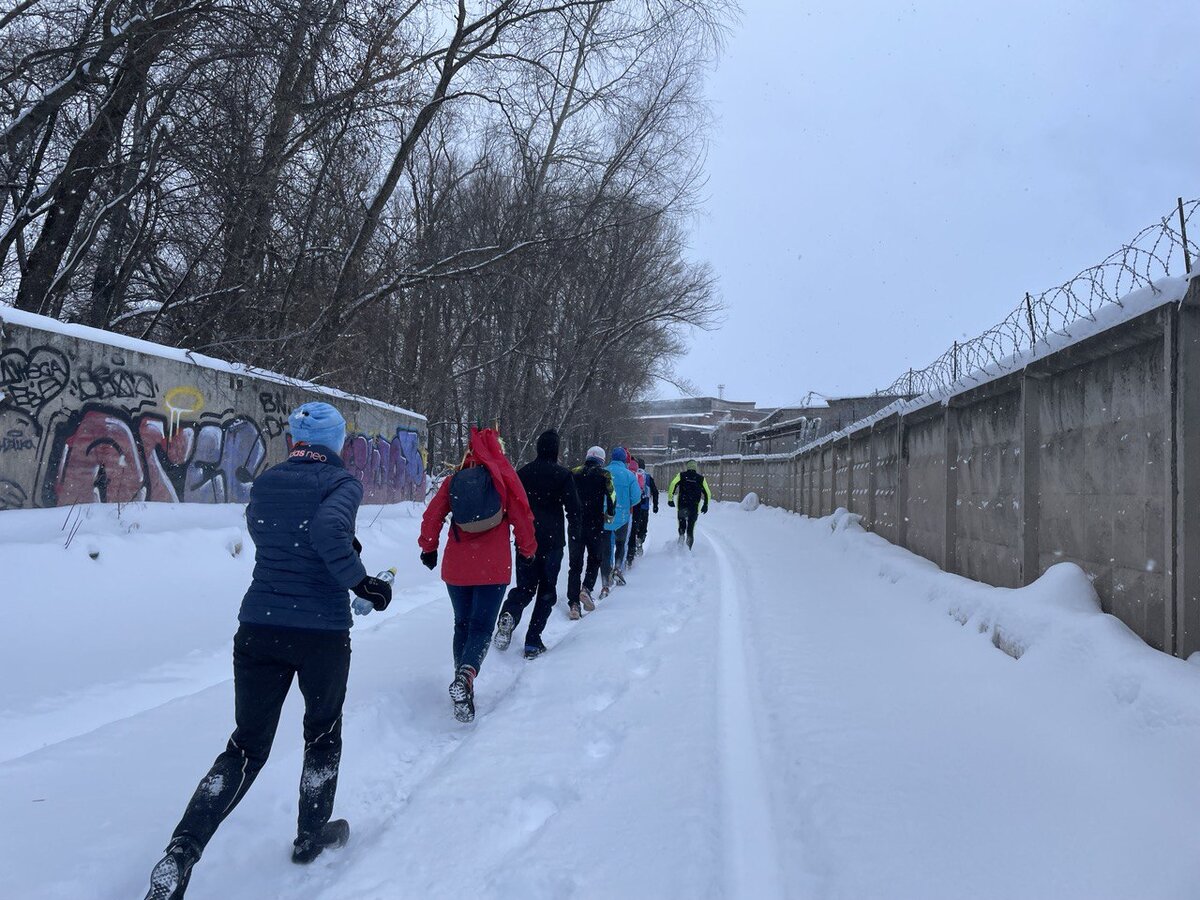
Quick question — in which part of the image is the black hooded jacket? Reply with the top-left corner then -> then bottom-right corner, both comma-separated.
516,430 -> 581,551
573,458 -> 617,538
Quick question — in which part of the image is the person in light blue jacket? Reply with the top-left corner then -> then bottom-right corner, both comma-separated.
602,447 -> 642,594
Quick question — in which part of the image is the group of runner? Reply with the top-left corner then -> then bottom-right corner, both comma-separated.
144,405 -> 711,900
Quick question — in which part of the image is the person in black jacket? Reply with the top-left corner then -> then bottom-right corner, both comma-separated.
667,459 -> 711,550
143,402 -> 393,900
493,429 -> 580,659
566,446 -> 617,618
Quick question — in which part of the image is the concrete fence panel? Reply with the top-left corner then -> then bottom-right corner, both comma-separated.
953,385 -> 1023,587
871,421 -> 900,541
849,433 -> 871,522
901,411 -> 947,568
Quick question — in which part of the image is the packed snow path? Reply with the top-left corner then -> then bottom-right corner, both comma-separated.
3,503 -> 1200,899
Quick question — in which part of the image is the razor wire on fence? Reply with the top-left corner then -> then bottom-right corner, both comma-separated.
881,198 -> 1199,398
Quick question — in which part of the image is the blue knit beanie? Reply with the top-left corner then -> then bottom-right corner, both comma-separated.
289,402 -> 346,451
611,447 -> 628,463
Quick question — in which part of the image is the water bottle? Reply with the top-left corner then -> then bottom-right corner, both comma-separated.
353,567 -> 397,616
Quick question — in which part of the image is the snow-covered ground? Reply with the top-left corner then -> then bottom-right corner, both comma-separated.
4,501 -> 1200,899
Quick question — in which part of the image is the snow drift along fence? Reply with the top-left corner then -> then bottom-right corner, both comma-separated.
654,276 -> 1200,660
0,307 -> 426,510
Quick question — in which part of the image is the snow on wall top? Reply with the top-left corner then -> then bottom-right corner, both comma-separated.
0,304 -> 426,422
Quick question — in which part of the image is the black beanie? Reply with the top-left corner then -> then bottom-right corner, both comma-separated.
536,429 -> 560,461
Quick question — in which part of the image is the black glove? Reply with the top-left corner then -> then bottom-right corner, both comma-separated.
701,504 -> 709,514
652,504 -> 658,514
353,575 -> 392,612
352,536 -> 363,556
667,500 -> 675,508
518,554 -> 536,567
420,550 -> 438,570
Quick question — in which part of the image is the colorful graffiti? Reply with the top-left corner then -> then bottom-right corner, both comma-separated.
340,430 -> 424,503
0,325 -> 425,509
47,407 -> 268,506
41,406 -> 424,507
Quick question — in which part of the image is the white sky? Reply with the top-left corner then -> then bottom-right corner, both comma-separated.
672,0 -> 1200,408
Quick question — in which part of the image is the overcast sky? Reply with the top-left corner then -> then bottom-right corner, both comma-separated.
671,0 -> 1200,408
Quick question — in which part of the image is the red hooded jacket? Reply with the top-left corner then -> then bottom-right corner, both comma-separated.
419,427 -> 537,586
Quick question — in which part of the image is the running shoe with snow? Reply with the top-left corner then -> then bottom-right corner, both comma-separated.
292,819 -> 350,864
579,588 -> 595,612
493,611 -> 515,651
524,639 -> 547,660
144,838 -> 198,900
613,569 -> 627,587
449,665 -> 476,723
568,601 -> 582,620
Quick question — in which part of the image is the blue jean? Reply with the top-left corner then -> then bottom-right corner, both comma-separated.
601,523 -> 630,586
446,584 -> 507,672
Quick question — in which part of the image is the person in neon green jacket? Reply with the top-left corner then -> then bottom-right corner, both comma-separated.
667,460 -> 711,550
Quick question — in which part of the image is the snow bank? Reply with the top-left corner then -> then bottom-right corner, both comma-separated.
813,507 -> 1200,727
0,501 -> 427,761
739,492 -> 759,511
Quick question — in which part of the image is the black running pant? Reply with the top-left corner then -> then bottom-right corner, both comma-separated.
502,545 -> 564,645
678,505 -> 700,548
628,507 -> 649,565
568,530 -> 605,600
170,623 -> 351,855
636,505 -> 650,544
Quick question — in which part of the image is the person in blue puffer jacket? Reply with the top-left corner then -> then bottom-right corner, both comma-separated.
143,402 -> 393,900
601,446 -> 643,595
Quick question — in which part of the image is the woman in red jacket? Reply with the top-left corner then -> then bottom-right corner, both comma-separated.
419,427 -> 536,722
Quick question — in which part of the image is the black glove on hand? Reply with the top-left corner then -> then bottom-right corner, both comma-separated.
420,550 -> 438,570
518,554 -> 536,567
667,500 -> 675,508
353,575 -> 392,612
352,536 -> 363,556
653,504 -> 658,514
701,504 -> 709,515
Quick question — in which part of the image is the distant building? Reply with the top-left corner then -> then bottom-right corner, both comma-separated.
738,395 -> 910,455
620,397 -> 770,462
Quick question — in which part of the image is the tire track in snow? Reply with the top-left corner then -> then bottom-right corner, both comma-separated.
707,531 -> 786,899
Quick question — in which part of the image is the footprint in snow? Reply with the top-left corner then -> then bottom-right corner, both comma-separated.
586,684 -> 624,712
583,725 -> 625,762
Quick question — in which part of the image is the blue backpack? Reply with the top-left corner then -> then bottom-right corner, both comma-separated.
449,466 -> 503,533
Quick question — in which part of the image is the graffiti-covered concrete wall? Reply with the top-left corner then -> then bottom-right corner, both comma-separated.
0,307 -> 425,509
